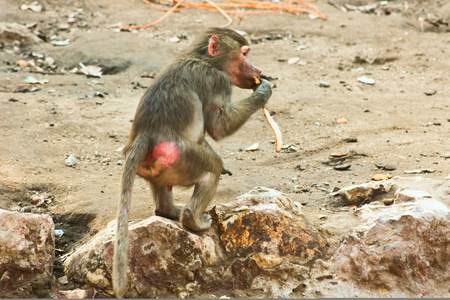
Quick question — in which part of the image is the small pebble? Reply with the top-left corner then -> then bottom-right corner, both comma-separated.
288,57 -> 300,64
55,229 -> 64,237
58,275 -> 69,285
383,198 -> 394,206
333,164 -> 351,171
65,154 -> 77,167
357,76 -> 375,85
319,80 -> 330,88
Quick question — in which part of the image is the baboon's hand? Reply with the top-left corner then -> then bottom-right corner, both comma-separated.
253,79 -> 272,107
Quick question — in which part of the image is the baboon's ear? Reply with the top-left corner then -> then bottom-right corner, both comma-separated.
208,36 -> 220,57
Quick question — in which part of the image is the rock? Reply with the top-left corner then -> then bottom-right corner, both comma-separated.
395,189 -> 432,202
309,176 -> 450,298
357,75 -> 375,85
331,180 -> 394,205
213,187 -> 327,297
0,209 -> 55,298
319,80 -> 330,88
0,22 -> 42,45
65,154 -> 77,167
436,174 -> 450,201
64,187 -> 326,298
58,288 -> 88,298
214,187 -> 326,265
64,217 -> 210,298
308,196 -> 450,298
287,57 -> 300,64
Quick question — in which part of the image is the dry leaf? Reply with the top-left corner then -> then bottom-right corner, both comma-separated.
79,63 -> 102,77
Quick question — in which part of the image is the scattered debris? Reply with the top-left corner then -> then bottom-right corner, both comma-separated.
141,72 -> 157,78
245,143 -> 259,151
58,289 -> 88,299
51,39 -> 70,46
169,36 -> 180,43
331,180 -> 394,205
20,1 -> 44,12
24,76 -> 49,84
330,152 -> 348,158
14,86 -> 41,93
78,63 -> 102,78
65,154 -> 77,167
58,275 -> 69,285
334,163 -> 351,171
16,60 -> 28,68
343,138 -> 358,143
282,144 -> 298,154
288,57 -> 300,64
295,164 -> 305,171
424,90 -> 437,96
323,150 -> 367,167
383,198 -> 394,205
319,80 -> 330,88
404,169 -> 435,174
55,229 -> 64,238
0,22 -> 42,45
420,14 -> 449,28
375,163 -> 396,171
336,117 -> 348,124
357,76 -> 375,85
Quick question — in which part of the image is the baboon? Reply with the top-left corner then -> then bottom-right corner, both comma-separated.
113,27 -> 272,297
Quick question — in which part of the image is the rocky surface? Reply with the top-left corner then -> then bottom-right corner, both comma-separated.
63,181 -> 450,298
1,175 -> 449,298
307,177 -> 450,298
64,187 -> 327,298
1,0 -> 449,296
0,209 -> 55,298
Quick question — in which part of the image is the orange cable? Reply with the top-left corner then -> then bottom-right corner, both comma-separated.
118,0 -> 326,30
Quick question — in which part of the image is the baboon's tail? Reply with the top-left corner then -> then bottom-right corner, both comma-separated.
113,139 -> 148,298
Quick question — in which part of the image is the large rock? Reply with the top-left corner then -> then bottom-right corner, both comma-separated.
308,185 -> 450,298
0,209 -> 55,298
64,187 -> 326,298
0,22 -> 42,45
64,217 -> 214,298
213,187 -> 327,297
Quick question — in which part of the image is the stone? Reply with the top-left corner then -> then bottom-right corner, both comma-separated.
214,187 -> 326,267
0,209 -> 55,298
0,22 -> 42,45
395,189 -> 432,202
331,180 -> 394,205
436,174 -> 450,201
307,192 -> 450,298
64,217 -> 211,298
64,187 -> 326,298
213,187 -> 327,297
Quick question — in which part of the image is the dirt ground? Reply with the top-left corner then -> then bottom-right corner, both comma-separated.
0,0 -> 449,297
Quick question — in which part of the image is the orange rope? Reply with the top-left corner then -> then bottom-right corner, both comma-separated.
118,0 -> 186,30
118,0 -> 326,30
